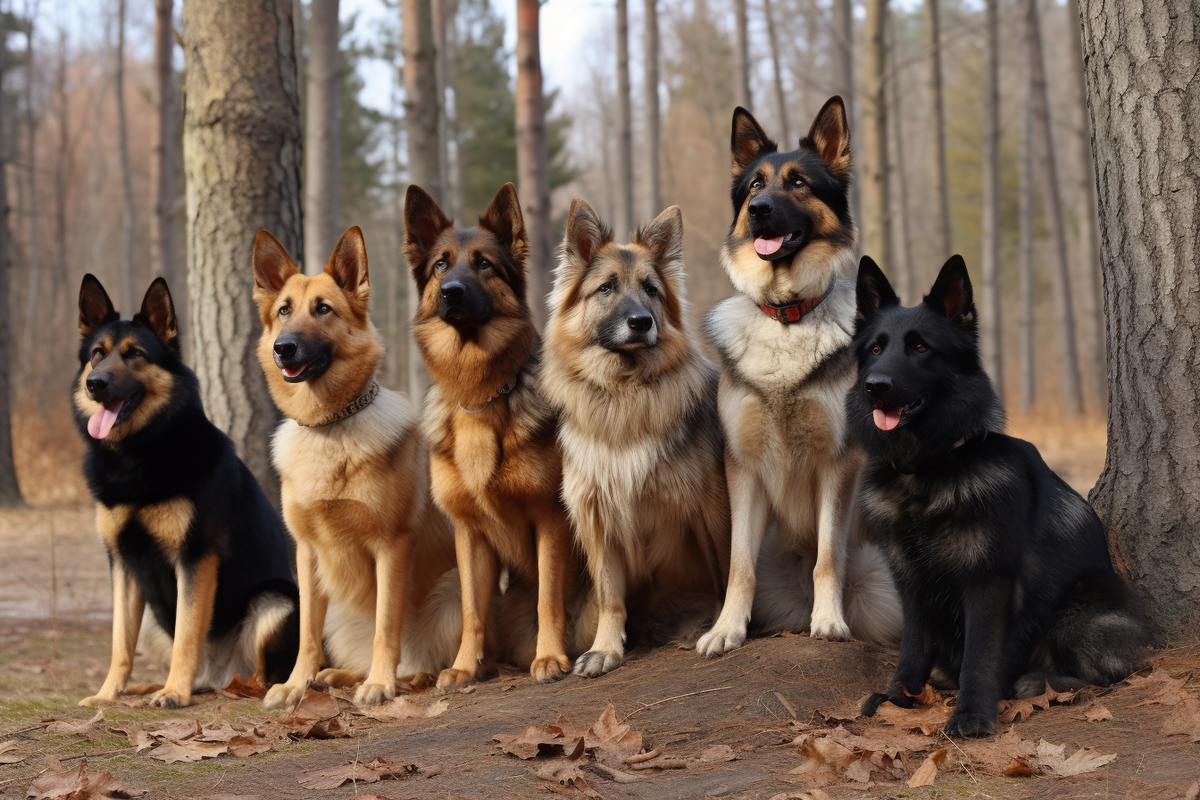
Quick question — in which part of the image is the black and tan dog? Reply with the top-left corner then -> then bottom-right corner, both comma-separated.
252,227 -> 461,709
405,182 -> 582,689
74,276 -> 299,708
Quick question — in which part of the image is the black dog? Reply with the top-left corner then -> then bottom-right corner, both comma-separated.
850,255 -> 1149,738
74,275 -> 299,708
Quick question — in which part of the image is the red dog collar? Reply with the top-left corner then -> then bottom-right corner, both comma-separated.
758,288 -> 832,324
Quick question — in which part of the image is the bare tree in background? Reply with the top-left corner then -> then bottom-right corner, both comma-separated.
1024,0 -> 1082,417
924,0 -> 950,266
21,8 -> 40,356
1018,83 -> 1034,414
762,0 -> 787,143
979,0 -> 1002,398
515,0 -> 551,326
733,0 -> 750,111
180,0 -> 304,498
433,0 -> 450,217
153,0 -> 181,307
1065,0 -> 1104,409
861,0 -> 890,267
615,0 -> 633,236
644,0 -> 660,214
403,0 -> 440,395
51,28 -> 68,335
886,8 -> 912,302
0,15 -> 19,506
1083,0 -> 1200,638
304,0 -> 340,275
114,0 -> 136,311
831,0 -> 857,229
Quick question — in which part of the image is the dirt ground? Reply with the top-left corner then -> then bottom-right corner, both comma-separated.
5,417 -> 1197,800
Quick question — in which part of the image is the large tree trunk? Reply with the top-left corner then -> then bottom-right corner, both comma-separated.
1082,0 -> 1200,639
403,0 -> 440,397
643,0 -> 661,215
924,0 -> 950,267
979,0 -> 1002,399
861,0 -> 890,267
0,31 -> 20,506
615,0 -> 633,236
1018,73 -> 1035,415
153,0 -> 181,314
1065,0 -> 1105,411
514,0 -> 551,327
433,0 -> 451,218
180,0 -> 303,500
886,8 -> 912,303
22,19 -> 41,357
733,0 -> 750,111
762,0 -> 788,143
115,0 -> 137,312
444,0 -> 464,221
1025,0 -> 1083,417
304,0 -> 341,274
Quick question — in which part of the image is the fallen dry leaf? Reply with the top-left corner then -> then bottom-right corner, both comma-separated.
26,761 -> 145,800
790,726 -> 910,785
148,741 -> 229,764
907,747 -> 947,787
1184,780 -> 1199,800
296,757 -> 425,791
1128,667 -> 1192,707
1003,757 -> 1035,777
767,792 -> 832,800
999,683 -> 1078,723
957,731 -> 1038,774
358,697 -> 448,722
873,696 -> 953,735
1161,697 -> 1200,741
587,703 -> 645,765
221,675 -> 267,699
1033,738 -> 1117,776
0,739 -> 25,765
691,744 -> 736,764
1085,705 -> 1113,723
289,687 -> 342,721
46,711 -> 104,736
493,723 -> 579,760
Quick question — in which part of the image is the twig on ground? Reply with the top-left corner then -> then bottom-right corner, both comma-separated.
55,747 -> 134,763
619,686 -> 732,723
938,731 -> 980,786
628,758 -> 687,770
774,691 -> 799,719
623,748 -> 662,764
588,762 -> 645,783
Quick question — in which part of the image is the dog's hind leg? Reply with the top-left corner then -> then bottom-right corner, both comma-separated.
81,561 -> 145,706
151,553 -> 219,708
697,462 -> 770,657
810,469 -> 852,641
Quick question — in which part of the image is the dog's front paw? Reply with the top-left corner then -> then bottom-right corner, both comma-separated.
436,667 -> 477,692
316,668 -> 364,689
149,687 -> 190,709
809,616 -> 852,641
696,625 -> 746,658
79,689 -> 119,707
861,690 -> 915,717
944,710 -> 997,739
263,680 -> 307,711
531,654 -> 571,683
572,650 -> 622,678
354,680 -> 396,706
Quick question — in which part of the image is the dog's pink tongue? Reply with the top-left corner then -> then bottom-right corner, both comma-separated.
755,234 -> 788,256
873,407 -> 902,431
87,401 -> 124,440
281,363 -> 306,379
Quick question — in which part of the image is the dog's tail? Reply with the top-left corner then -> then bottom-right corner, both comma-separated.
751,527 -> 902,646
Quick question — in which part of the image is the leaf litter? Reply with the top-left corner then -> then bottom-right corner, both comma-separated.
25,760 -> 145,800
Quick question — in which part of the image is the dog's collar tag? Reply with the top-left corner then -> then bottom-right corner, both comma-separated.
459,377 -> 517,415
299,379 -> 380,428
758,287 -> 832,324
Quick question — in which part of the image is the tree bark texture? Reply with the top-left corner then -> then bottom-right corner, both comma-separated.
1066,0 -> 1106,410
154,0 -> 182,311
886,8 -> 912,303
980,0 -> 1003,399
433,0 -> 450,218
1025,0 -> 1082,417
1081,0 -> 1200,639
615,0 -> 634,236
861,0 -> 890,268
924,0 -> 951,269
0,35 -> 20,506
1018,77 -> 1035,414
762,0 -> 788,144
734,0 -> 751,112
22,20 -> 41,356
181,0 -> 303,500
515,0 -> 551,328
832,0 -> 858,230
644,0 -> 661,215
304,0 -> 341,274
116,0 -> 138,312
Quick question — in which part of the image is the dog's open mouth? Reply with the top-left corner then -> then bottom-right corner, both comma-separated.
86,395 -> 140,440
279,354 -> 330,383
872,395 -> 928,431
754,230 -> 805,261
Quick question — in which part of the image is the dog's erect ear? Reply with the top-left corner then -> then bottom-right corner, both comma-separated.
479,182 -> 529,261
925,255 -> 975,326
731,107 -> 778,176
133,278 -> 179,351
563,198 -> 612,266
856,256 -> 900,325
403,184 -> 453,277
635,205 -> 684,268
325,226 -> 370,307
252,228 -> 300,310
79,274 -> 119,338
803,96 -> 852,178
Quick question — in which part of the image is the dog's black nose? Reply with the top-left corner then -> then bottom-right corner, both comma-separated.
86,373 -> 109,398
627,314 -> 653,333
748,199 -> 772,218
273,339 -> 297,360
865,375 -> 893,398
440,281 -> 466,301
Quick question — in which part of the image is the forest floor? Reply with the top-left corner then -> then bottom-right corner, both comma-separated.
5,415 -> 1197,800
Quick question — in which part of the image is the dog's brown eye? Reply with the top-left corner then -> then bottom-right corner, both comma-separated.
125,348 -> 144,360
916,343 -> 928,353
316,303 -> 333,315
644,283 -> 659,298
751,179 -> 763,190
871,345 -> 881,356
91,347 -> 105,362
598,282 -> 614,295
478,257 -> 492,270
